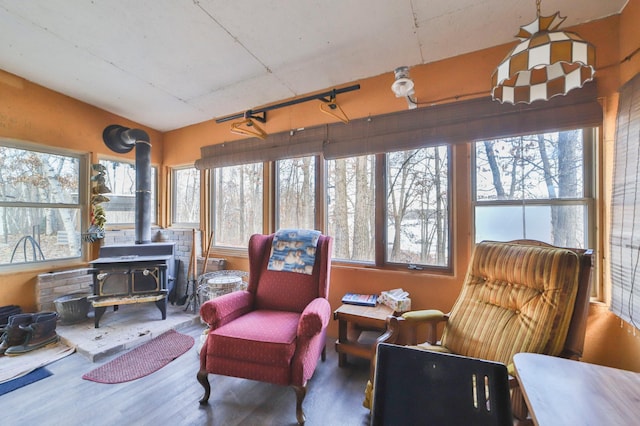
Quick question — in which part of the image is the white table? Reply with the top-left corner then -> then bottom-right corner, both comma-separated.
513,352 -> 640,426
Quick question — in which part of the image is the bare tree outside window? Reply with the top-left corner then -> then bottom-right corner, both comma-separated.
99,159 -> 157,225
213,163 -> 263,247
276,157 -> 315,230
0,144 -> 82,265
327,155 -> 375,262
172,167 -> 200,225
386,146 -> 450,267
474,129 -> 591,248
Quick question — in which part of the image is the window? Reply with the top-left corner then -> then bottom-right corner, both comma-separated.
276,157 -> 316,230
172,167 -> 200,225
212,163 -> 263,248
386,146 -> 450,267
197,90 -> 601,269
326,155 -> 376,262
99,159 -> 157,225
473,129 -> 594,248
323,149 -> 454,268
0,143 -> 84,266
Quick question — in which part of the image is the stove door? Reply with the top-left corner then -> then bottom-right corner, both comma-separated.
97,270 -> 129,297
131,267 -> 161,294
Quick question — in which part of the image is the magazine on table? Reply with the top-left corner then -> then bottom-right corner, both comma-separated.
341,293 -> 378,307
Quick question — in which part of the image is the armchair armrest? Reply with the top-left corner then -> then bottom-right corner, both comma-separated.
199,290 -> 253,329
297,298 -> 331,338
377,309 -> 450,346
402,309 -> 448,323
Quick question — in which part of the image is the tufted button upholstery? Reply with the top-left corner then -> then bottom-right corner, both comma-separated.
441,242 -> 581,366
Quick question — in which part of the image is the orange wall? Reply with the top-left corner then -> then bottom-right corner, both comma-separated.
2,1 -> 640,370
0,70 -> 163,159
0,69 -> 163,310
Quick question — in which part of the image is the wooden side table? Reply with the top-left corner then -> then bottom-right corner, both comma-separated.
333,303 -> 394,367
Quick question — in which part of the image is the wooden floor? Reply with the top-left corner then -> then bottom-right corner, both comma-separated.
1,323 -> 372,426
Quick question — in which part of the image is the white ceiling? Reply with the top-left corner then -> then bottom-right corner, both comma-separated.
0,0 -> 628,132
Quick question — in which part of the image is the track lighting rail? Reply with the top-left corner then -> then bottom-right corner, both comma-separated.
215,84 -> 360,124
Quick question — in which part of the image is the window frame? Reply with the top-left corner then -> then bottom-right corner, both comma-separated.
0,139 -> 88,269
275,156 -> 319,231
170,166 -> 201,227
98,157 -> 159,228
471,128 -> 596,249
210,148 -> 453,273
383,144 -> 453,272
325,153 -> 378,265
209,161 -> 265,251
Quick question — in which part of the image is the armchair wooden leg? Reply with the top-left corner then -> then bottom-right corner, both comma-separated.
293,385 -> 307,425
321,344 -> 326,362
197,369 -> 211,404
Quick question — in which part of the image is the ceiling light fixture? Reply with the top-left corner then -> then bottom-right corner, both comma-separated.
491,0 -> 595,104
391,66 -> 417,109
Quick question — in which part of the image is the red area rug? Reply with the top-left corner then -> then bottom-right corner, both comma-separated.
82,329 -> 194,384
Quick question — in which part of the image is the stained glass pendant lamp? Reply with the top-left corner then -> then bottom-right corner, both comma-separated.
491,0 -> 595,104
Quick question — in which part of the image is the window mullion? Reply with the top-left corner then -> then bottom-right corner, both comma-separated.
375,153 -> 386,266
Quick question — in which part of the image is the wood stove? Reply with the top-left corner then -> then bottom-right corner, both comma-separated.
88,125 -> 179,328
88,242 -> 175,328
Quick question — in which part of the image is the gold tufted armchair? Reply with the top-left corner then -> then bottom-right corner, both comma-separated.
365,240 -> 593,421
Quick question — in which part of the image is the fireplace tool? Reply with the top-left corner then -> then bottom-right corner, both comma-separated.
183,229 -> 200,312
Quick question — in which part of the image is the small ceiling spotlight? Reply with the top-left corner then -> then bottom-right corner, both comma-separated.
391,66 -> 417,109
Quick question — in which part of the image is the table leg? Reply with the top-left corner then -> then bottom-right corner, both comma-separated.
337,318 -> 347,367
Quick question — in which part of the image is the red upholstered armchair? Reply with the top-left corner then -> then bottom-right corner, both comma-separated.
197,232 -> 333,425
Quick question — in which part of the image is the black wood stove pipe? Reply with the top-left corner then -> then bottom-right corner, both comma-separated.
102,125 -> 152,244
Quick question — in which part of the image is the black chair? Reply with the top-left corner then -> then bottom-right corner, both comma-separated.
371,343 -> 512,426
